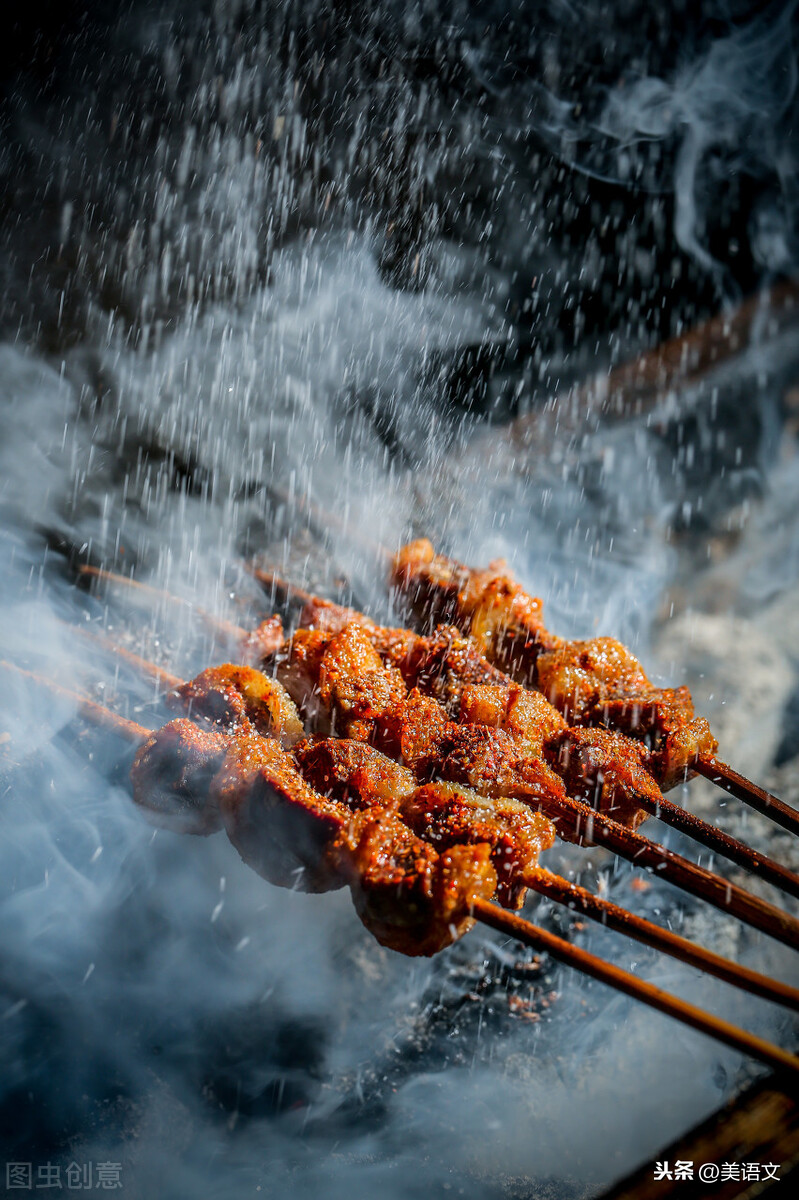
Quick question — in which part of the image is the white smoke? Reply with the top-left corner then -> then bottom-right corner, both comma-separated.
595,1 -> 798,282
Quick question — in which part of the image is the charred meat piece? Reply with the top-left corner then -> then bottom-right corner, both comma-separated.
277,628 -> 332,728
453,688 -> 663,832
240,614 -> 286,664
397,688 -> 451,774
537,641 -> 718,784
299,597 -> 376,634
296,736 -> 555,910
279,623 -> 410,745
388,625 -> 509,714
298,597 -> 507,714
547,728 -> 664,831
590,689 -> 717,790
391,538 -> 558,681
400,781 -> 555,909
317,623 -> 407,750
458,682 -> 567,758
294,736 -> 417,809
536,638 -> 651,723
169,663 -> 304,745
337,811 -> 497,956
391,541 -> 719,785
434,718 -> 658,841
211,729 -> 348,893
130,718 -> 228,835
211,731 -> 496,954
434,723 -> 570,813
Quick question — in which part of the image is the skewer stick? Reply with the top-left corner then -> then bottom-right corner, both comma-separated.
504,279 -> 799,448
78,565 -> 248,646
0,661 -> 150,743
471,896 -> 799,1083
524,868 -> 799,1012
66,623 -> 184,692
535,790 -> 799,953
695,756 -> 799,838
248,567 -> 316,608
630,788 -> 799,901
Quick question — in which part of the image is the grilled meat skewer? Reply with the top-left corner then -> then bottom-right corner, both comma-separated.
270,616 -> 799,902
149,655 -> 556,913
391,539 -> 717,789
277,617 -> 677,835
6,655 -> 799,1083
128,655 -> 799,953
77,558 -> 799,831
132,706 -> 499,954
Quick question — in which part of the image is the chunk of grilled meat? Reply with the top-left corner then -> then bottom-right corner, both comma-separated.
239,614 -> 287,664
547,728 -> 663,831
297,598 -> 507,715
400,781 -> 554,909
295,736 -> 417,809
317,623 -> 407,751
211,728 -> 348,893
213,730 -> 495,950
130,718 -> 228,835
131,716 -> 497,954
587,689 -> 717,790
169,663 -> 304,745
536,641 -> 717,786
391,538 -> 559,680
337,811 -> 497,956
535,638 -> 650,723
458,682 -> 567,758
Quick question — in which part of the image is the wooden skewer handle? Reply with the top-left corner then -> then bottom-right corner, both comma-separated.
696,756 -> 799,838
538,792 -> 799,953
640,791 -> 799,901
471,896 -> 799,1083
67,624 -> 184,692
79,565 -> 248,644
249,567 -> 316,607
526,869 -> 799,1012
0,660 -> 149,743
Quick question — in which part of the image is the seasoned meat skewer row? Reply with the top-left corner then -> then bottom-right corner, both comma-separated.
151,656 -> 555,913
5,656 -> 799,1080
296,737 -> 555,909
68,645 -> 799,991
274,613 -> 799,900
389,542 -> 799,832
79,560 -> 799,832
391,539 -> 717,790
295,735 -> 799,1009
79,647 -> 799,960
67,595 -> 798,899
278,616 -> 655,830
129,681 -> 498,954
